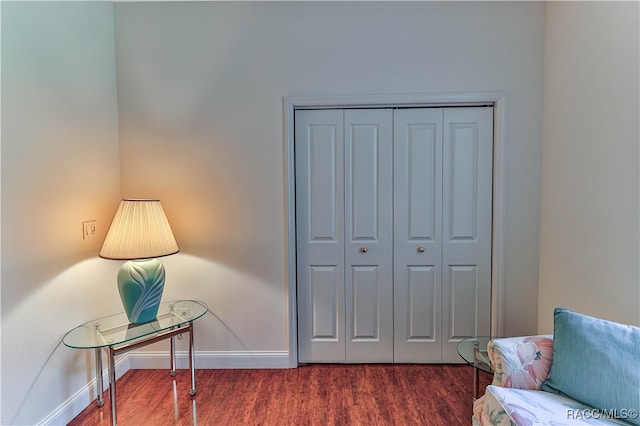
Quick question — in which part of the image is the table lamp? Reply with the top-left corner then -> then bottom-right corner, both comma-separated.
100,199 -> 179,324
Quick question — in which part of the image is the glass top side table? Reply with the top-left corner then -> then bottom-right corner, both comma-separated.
63,300 -> 208,426
457,336 -> 493,400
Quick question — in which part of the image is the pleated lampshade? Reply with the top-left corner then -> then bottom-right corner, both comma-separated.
100,199 -> 179,260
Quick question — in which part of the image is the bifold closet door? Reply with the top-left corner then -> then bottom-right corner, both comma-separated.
393,108 -> 444,363
393,107 -> 493,363
295,109 -> 345,363
296,106 -> 492,364
296,109 -> 393,363
343,109 -> 393,362
441,107 -> 493,361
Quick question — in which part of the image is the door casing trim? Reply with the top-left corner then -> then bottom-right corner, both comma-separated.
284,91 -> 507,367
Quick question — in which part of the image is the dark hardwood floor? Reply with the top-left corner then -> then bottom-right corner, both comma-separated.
68,364 -> 492,426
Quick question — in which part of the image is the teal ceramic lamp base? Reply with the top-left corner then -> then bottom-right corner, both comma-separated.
117,258 -> 165,324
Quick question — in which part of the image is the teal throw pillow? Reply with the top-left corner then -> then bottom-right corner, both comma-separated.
542,307 -> 640,426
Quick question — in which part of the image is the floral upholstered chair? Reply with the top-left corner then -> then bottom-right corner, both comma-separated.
472,335 -> 554,425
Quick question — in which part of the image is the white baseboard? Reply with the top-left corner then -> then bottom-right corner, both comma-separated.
40,350 -> 292,425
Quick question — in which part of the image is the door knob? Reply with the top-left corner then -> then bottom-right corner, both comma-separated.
359,247 -> 368,253
417,247 -> 425,253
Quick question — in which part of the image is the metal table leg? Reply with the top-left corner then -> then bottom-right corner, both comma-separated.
95,348 -> 104,407
473,340 -> 480,400
189,322 -> 196,396
108,347 -> 117,426
170,336 -> 177,377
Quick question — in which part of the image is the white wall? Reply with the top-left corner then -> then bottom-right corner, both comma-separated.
538,1 -> 640,332
113,0 -> 545,351
1,2 -> 121,424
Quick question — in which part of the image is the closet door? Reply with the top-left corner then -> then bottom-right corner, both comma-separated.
441,107 -> 493,362
394,107 -> 493,363
296,106 -> 492,364
296,109 -> 346,363
344,109 -> 393,362
393,108 -> 444,363
296,109 -> 394,363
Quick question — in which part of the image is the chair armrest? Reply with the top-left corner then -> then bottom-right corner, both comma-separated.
473,335 -> 554,425
488,334 -> 554,390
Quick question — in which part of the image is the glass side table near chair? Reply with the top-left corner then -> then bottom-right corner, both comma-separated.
63,300 -> 208,426
457,336 -> 493,401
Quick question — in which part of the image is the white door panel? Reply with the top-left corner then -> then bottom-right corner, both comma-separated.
393,108 -> 443,363
296,109 -> 345,363
442,107 -> 493,362
344,109 -> 393,363
350,265 -> 381,340
405,265 -> 438,339
309,266 -> 340,340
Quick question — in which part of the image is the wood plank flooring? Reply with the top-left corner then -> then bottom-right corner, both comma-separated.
68,364 -> 492,426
